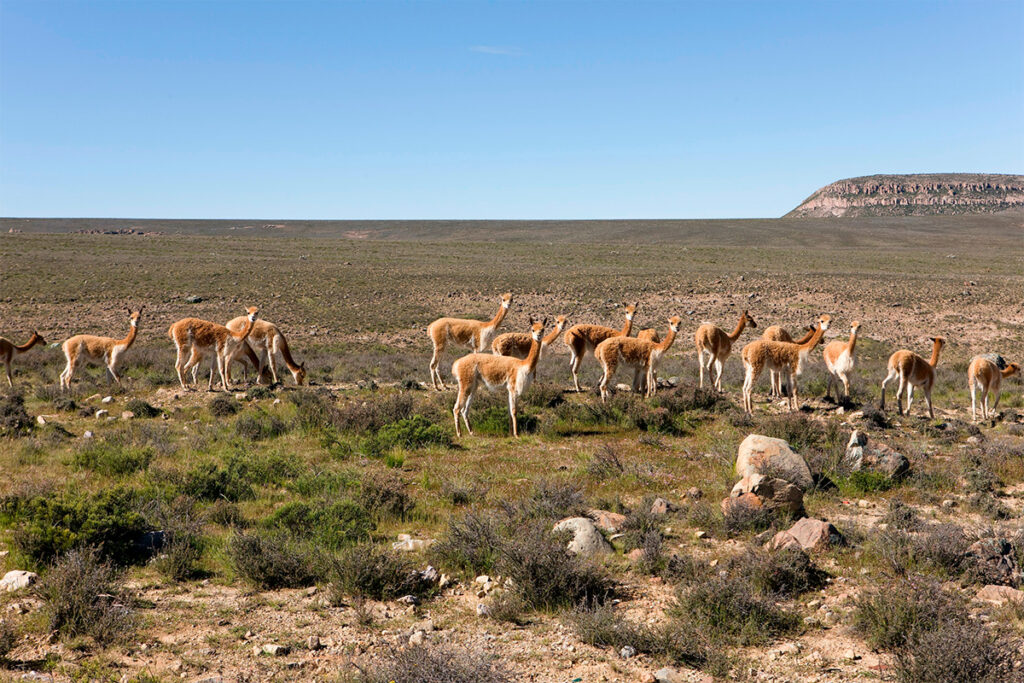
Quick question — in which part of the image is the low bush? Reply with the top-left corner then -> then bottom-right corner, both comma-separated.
620,501 -> 665,552
246,385 -> 275,400
893,618 -> 1019,683
288,390 -> 338,432
722,500 -> 780,536
52,396 -> 77,413
0,393 -> 33,438
126,399 -> 160,419
235,410 -> 288,441
496,522 -> 613,610
729,547 -> 828,598
440,477 -> 487,506
672,574 -> 801,646
570,603 -> 709,668
837,469 -> 896,495
328,543 -> 431,602
208,395 -> 239,417
72,442 -> 153,476
0,619 -> 15,659
486,592 -> 529,625
470,404 -> 539,436
362,415 -> 451,456
146,496 -> 206,581
335,393 -> 413,433
36,547 -> 135,644
182,458 -> 255,502
359,470 -> 414,520
354,645 -> 510,683
9,486 -> 148,566
760,413 -> 827,452
207,499 -> 245,527
881,499 -> 923,531
228,531 -> 323,589
263,499 -> 374,549
586,444 -> 626,479
854,578 -> 963,651
502,480 -> 586,521
430,510 -> 503,577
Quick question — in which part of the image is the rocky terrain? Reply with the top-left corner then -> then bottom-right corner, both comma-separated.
786,173 -> 1024,218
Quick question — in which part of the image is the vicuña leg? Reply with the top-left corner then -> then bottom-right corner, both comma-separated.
507,390 -> 518,438
880,369 -> 898,411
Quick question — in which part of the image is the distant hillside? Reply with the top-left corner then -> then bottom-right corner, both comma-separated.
786,173 -> 1024,218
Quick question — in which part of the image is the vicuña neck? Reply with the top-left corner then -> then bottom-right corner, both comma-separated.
120,324 -> 138,349
657,328 -> 678,352
1001,366 -> 1017,378
928,341 -> 943,367
524,335 -> 543,370
794,328 -> 815,345
621,316 -> 634,337
14,335 -> 40,353
847,328 -> 859,355
800,326 -> 827,352
541,326 -> 562,347
728,315 -> 748,342
488,303 -> 509,329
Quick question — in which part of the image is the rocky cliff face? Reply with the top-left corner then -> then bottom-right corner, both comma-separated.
786,173 -> 1024,218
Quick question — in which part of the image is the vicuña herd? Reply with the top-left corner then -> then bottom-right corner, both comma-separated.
1,294 -> 1019,438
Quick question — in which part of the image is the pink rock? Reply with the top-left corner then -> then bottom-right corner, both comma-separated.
721,493 -> 762,516
976,584 -> 1024,606
586,509 -> 627,533
768,518 -> 844,552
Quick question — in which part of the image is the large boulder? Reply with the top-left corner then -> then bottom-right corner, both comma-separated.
721,492 -> 762,516
736,435 -> 813,490
1,570 -> 38,592
553,517 -> 613,557
844,431 -> 909,479
976,584 -> 1024,606
730,473 -> 804,514
768,518 -> 845,552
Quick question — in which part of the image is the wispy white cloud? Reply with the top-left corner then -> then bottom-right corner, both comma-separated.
470,45 -> 524,57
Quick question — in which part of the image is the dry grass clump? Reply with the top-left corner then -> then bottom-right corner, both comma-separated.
727,547 -> 828,598
36,547 -> 136,645
228,531 -> 323,589
328,544 -> 432,602
351,644 -> 511,683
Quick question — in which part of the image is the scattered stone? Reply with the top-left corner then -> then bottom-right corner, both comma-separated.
653,667 -> 687,683
95,409 -> 109,419
650,497 -> 675,515
420,565 -> 439,583
36,415 -> 46,426
408,629 -> 425,646
476,603 -> 490,617
620,645 -> 636,659
392,537 -> 434,552
843,649 -> 860,662
777,642 -> 801,656
730,473 -> 805,514
552,517 -> 613,556
185,295 -> 203,304
942,499 -> 957,509
438,573 -> 451,589
844,430 -> 909,479
695,530 -> 707,539
397,595 -> 419,605
769,518 -> 845,552
86,393 -> 102,402
306,635 -> 322,651
976,584 -> 1024,606
101,396 -> 113,404
83,430 -> 93,439
1,570 -> 38,592
736,434 -> 813,490
475,575 -> 491,585
627,548 -> 645,562
305,586 -> 318,596
858,499 -> 872,508
262,643 -> 289,657
586,509 -> 627,533
121,410 -> 134,420
686,487 -> 703,500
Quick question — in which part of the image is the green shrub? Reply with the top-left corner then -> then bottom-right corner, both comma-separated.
9,487 -> 148,566
73,442 -> 153,476
362,415 -> 451,456
208,395 -> 239,417
620,500 -> 665,552
504,480 -> 586,521
288,390 -> 338,432
52,396 -> 77,413
228,531 -> 323,589
471,404 -> 539,436
328,543 -> 432,602
729,547 -> 828,598
0,393 -> 33,437
759,413 -> 827,452
146,496 -> 206,581
569,604 -> 709,668
0,619 -> 15,659
182,458 -> 254,502
235,410 -> 288,441
263,499 -> 373,549
837,469 -> 896,495
207,499 -> 246,527
335,393 -> 414,433
36,547 -> 135,644
246,385 -> 275,400
894,618 -> 1018,683
126,399 -> 160,419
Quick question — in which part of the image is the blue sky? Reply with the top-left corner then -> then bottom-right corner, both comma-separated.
1,1 -> 1021,219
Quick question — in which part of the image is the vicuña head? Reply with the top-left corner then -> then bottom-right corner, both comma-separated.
127,306 -> 144,327
501,293 -> 513,309
625,302 -> 639,320
742,309 -> 757,329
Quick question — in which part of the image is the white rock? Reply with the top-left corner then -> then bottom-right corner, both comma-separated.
408,630 -> 425,646
1,570 -> 38,592
262,643 -> 289,656
476,603 -> 490,617
95,409 -> 109,419
552,517 -> 613,556
83,431 -> 94,439
101,396 -> 113,404
475,575 -> 491,585
36,415 -> 47,426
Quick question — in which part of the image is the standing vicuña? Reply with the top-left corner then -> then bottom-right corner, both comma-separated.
492,315 -> 567,362
0,330 -> 47,387
452,317 -> 546,438
880,337 -> 945,418
823,321 -> 861,402
169,307 -> 259,391
596,316 -> 681,401
225,317 -> 307,386
761,325 -> 814,398
968,354 -> 1019,421
427,293 -> 513,391
695,310 -> 757,391
60,308 -> 143,390
740,315 -> 830,415
563,302 -> 638,392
